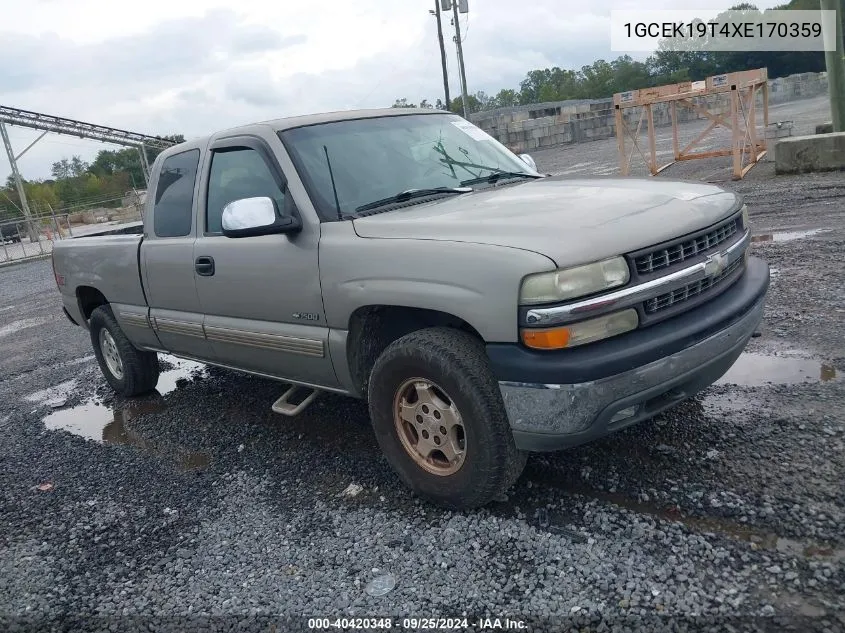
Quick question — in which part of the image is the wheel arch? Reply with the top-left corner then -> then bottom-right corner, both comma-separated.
76,286 -> 109,325
346,305 -> 483,397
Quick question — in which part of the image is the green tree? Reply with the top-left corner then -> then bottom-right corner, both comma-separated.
491,89 -> 519,108
518,67 -> 582,103
474,91 -> 493,110
148,134 -> 185,161
25,181 -> 60,213
391,98 -> 417,108
578,60 -> 617,98
90,148 -> 145,189
610,56 -> 653,93
449,94 -> 482,114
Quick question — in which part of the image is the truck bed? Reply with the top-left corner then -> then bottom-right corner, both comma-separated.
52,234 -> 148,313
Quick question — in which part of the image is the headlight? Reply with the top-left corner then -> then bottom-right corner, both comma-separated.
741,204 -> 749,229
520,257 -> 630,305
521,309 -> 639,350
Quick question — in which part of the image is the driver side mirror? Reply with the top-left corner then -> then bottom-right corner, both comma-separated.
221,197 -> 301,238
519,154 -> 538,172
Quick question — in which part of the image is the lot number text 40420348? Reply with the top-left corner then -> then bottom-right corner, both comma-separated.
307,617 -> 529,630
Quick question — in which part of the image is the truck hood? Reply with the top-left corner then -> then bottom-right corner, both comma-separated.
352,177 -> 742,268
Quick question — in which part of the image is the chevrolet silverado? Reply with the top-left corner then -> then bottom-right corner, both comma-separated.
51,108 -> 770,508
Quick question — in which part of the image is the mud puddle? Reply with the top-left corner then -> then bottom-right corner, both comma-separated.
156,358 -> 208,395
716,353 -> 838,386
27,357 -> 207,408
40,358 -> 210,470
751,228 -> 832,243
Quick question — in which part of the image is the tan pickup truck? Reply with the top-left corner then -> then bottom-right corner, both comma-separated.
51,108 -> 770,509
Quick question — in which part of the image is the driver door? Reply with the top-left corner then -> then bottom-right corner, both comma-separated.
193,135 -> 337,388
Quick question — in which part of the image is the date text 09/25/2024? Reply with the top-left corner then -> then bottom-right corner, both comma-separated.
307,617 -> 528,630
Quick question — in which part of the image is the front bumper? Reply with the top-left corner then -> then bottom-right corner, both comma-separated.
490,256 -> 769,452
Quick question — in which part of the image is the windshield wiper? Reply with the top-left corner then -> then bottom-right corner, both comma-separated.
460,171 -> 542,187
354,187 -> 473,213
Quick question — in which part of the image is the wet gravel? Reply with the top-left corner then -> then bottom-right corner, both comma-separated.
2,127 -> 845,631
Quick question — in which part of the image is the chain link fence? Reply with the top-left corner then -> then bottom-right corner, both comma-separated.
0,195 -> 144,266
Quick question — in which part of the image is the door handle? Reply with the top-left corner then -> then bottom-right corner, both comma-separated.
195,256 -> 215,276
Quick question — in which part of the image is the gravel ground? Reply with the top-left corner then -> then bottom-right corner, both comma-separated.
1,96 -> 844,632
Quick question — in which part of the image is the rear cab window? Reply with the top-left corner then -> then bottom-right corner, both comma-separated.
153,149 -> 201,238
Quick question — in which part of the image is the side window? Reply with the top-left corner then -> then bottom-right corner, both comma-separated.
153,149 -> 200,238
206,147 -> 286,234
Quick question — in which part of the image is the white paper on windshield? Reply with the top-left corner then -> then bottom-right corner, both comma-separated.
451,120 -> 493,141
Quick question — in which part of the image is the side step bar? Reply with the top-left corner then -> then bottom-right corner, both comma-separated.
272,385 -> 320,417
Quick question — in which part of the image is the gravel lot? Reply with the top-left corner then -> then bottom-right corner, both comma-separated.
1,95 -> 843,632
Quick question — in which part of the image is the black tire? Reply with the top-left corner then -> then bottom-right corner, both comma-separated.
368,327 -> 527,509
89,305 -> 160,397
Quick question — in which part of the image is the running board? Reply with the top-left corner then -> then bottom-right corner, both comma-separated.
271,385 -> 319,417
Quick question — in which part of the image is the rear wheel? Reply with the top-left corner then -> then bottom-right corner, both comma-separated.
89,305 -> 160,396
368,327 -> 526,509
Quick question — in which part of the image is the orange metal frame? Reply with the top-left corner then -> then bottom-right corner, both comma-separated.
613,68 -> 769,180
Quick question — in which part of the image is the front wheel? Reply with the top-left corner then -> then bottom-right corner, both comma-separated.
89,305 -> 160,397
368,327 -> 527,509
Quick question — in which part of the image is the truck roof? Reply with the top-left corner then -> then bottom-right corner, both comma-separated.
155,108 -> 447,163
260,107 -> 445,132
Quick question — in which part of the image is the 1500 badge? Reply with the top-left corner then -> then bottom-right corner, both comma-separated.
292,312 -> 321,321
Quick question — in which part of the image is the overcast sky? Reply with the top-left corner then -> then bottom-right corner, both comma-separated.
1,0 -> 782,181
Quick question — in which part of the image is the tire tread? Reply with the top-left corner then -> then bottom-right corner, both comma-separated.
368,327 -> 526,509
89,305 -> 159,397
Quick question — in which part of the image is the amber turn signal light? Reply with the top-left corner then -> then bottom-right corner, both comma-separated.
521,309 -> 639,350
521,327 -> 571,350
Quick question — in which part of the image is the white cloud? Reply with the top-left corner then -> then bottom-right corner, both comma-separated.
1,0 -> 784,180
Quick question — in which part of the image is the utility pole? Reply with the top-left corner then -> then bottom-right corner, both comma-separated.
0,122 -> 39,242
433,1 -> 451,110
821,0 -> 845,132
450,1 -> 470,118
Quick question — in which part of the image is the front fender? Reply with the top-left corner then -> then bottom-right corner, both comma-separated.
319,227 -> 556,342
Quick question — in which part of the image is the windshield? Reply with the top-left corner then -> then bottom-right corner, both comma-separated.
279,113 -> 538,220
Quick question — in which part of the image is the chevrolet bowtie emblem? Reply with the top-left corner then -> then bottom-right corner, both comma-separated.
703,252 -> 728,277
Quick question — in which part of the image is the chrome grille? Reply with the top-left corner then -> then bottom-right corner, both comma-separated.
644,258 -> 744,314
635,218 -> 739,275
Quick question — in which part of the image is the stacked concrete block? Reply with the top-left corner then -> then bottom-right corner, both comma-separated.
775,132 -> 845,174
768,72 -> 827,105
